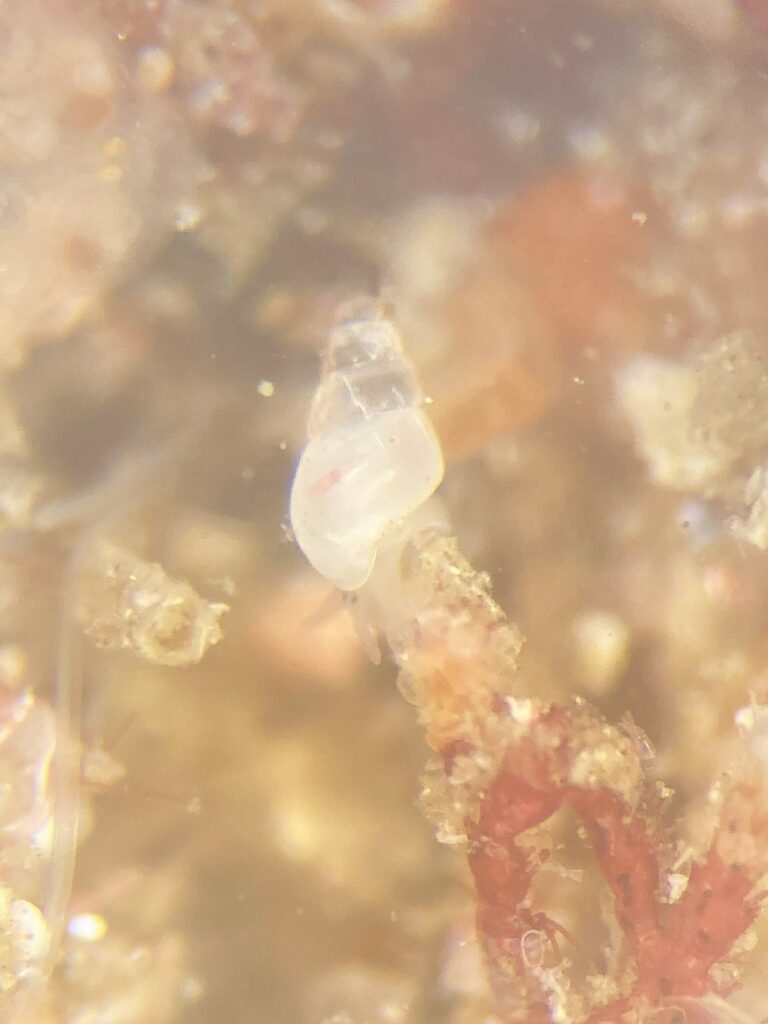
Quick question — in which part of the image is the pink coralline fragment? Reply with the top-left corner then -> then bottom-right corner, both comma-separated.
0,0 -> 200,363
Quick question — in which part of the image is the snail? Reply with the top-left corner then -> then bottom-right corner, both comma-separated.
289,300 -> 444,591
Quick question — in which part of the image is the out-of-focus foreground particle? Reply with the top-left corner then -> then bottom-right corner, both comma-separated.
0,0 -> 200,365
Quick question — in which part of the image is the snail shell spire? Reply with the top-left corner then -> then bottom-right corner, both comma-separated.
289,301 -> 444,591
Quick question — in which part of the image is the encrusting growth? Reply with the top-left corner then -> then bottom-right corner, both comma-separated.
290,301 -> 768,1024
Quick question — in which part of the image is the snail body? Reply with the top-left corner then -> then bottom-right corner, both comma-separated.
290,303 -> 444,591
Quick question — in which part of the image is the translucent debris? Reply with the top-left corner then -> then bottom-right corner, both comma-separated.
616,355 -> 726,489
77,542 -> 227,667
0,688 -> 56,868
0,892 -> 50,1009
619,332 -> 768,492
0,688 -> 58,1019
572,610 -> 631,696
55,930 -> 185,1024
690,331 -> 768,468
731,464 -> 768,550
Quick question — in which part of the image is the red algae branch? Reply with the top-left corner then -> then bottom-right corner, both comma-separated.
291,305 -> 768,1024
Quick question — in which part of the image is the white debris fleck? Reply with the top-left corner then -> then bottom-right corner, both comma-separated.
616,355 -> 725,489
68,912 -> 108,942
736,703 -> 768,772
136,45 -> 175,94
573,610 -> 630,695
505,697 -> 537,726
731,465 -> 768,550
664,871 -> 690,904
174,200 -> 203,232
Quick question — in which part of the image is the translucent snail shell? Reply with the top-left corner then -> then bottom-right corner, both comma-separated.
289,301 -> 444,591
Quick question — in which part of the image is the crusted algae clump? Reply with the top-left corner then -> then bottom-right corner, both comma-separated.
618,354 -> 727,490
619,331 -> 768,497
396,533 -> 524,755
690,330 -> 768,466
78,543 -> 227,667
0,890 -> 48,1011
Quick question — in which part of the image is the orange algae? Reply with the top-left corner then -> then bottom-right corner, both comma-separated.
489,173 -> 654,356
432,260 -> 561,464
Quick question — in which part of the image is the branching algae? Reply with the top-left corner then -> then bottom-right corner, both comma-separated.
290,301 -> 768,1024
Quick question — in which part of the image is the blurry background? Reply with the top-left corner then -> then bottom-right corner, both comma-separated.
4,0 -> 768,1021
